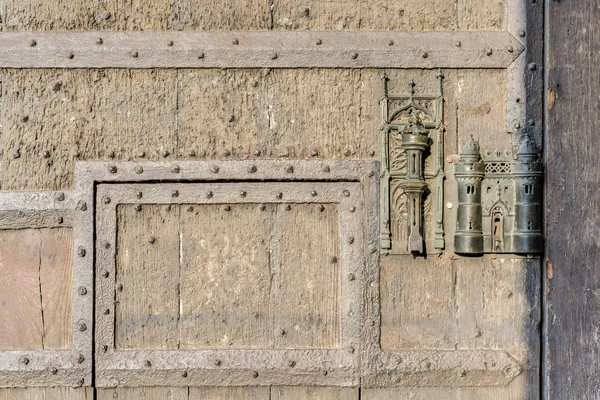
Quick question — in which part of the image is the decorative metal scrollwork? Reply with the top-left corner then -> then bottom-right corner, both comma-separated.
380,73 -> 445,255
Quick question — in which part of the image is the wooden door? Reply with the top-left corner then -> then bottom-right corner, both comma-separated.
0,0 -> 543,399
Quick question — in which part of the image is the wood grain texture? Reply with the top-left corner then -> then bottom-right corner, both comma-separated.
0,228 -> 72,350
0,387 -> 93,400
116,205 -> 180,350
271,203 -> 340,349
379,255 -> 457,350
273,0 -> 458,30
189,387 -> 269,399
0,0 -> 268,31
456,69 -> 508,150
272,386 -> 358,399
458,0 -> 505,30
546,0 -> 600,397
98,387 -> 187,400
179,203 -> 272,349
0,68 -> 488,191
39,228 -> 73,349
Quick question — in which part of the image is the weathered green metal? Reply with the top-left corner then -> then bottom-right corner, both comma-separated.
380,73 -> 445,255
453,136 -> 543,254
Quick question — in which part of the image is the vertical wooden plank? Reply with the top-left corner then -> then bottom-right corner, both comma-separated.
0,387 -> 93,400
98,387 -> 187,400
115,204 -> 180,350
456,70 -> 508,149
39,227 -> 73,349
272,387 -> 358,400
363,387 -> 458,400
0,229 -> 43,350
189,387 -> 269,399
546,0 -> 600,398
179,203 -> 272,349
271,203 -> 340,349
379,255 -> 457,350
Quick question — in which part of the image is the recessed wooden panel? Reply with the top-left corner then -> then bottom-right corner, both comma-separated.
115,204 -> 180,350
0,228 -> 72,350
179,203 -> 273,349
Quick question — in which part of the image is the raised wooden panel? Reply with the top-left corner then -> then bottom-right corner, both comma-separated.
0,228 -> 72,350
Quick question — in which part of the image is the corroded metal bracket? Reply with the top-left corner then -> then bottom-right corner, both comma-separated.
450,136 -> 543,255
380,74 -> 445,255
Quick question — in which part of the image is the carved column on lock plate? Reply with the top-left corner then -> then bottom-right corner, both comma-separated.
400,114 -> 430,253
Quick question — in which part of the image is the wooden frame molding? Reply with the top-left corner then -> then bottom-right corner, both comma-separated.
0,31 -> 523,69
0,192 -> 93,388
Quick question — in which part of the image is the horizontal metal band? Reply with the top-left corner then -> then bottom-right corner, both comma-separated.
365,349 -> 523,387
0,31 -> 523,69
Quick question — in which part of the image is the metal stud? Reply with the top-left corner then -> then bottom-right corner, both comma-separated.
102,270 -> 109,278
311,190 -> 317,196
167,40 -> 174,46
22,115 -> 29,122
528,62 -> 537,71
350,206 -> 356,212
310,148 -> 319,157
388,40 -> 394,46
134,166 -> 143,174
259,204 -> 266,211
20,357 -> 30,365
270,52 -> 278,60
182,371 -> 188,377
248,165 -> 257,173
103,241 -> 110,249
322,165 -> 330,173
104,309 -> 110,315
280,328 -> 286,336
130,50 -> 139,58
77,354 -> 85,364
369,245 -> 377,254
55,216 -> 64,224
78,322 -> 87,332
147,236 -> 156,244
172,165 -> 180,173
344,149 -> 351,156
253,371 -> 259,378
68,52 -> 75,59
96,38 -> 103,45
350,51 -> 358,59
421,51 -> 428,58
223,205 -> 231,211
286,165 -> 294,173
519,30 -> 526,37
198,52 -> 205,59
288,360 -> 296,367
343,190 -> 350,197
134,204 -> 142,211
316,39 -> 322,45
77,247 -> 86,257
252,150 -> 261,157
330,256 -> 338,263
187,206 -> 194,212
348,236 -> 355,244
29,39 -> 37,47
42,150 -> 51,158
507,46 -> 514,53
108,165 -> 117,174
136,192 -> 143,199
232,39 -> 239,45
455,41 -> 462,47
207,191 -> 213,198
145,360 -> 152,367
276,192 -> 283,199
348,273 -> 356,281
159,149 -> 170,158
11,149 -> 20,159
56,192 -> 65,202
211,165 -> 220,174
215,359 -> 222,366
240,191 -> 247,198
172,190 -> 179,198
51,367 -> 58,375
486,48 -> 493,56
285,204 -> 292,211
319,205 -> 325,212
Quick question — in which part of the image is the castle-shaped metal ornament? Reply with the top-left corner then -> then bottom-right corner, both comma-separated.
379,73 -> 445,255
453,135 -> 543,254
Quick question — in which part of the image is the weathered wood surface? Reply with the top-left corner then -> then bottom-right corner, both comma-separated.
0,68 -> 500,191
0,228 -> 72,350
115,202 -> 340,350
0,387 -> 92,400
546,0 -> 600,398
0,0 -> 505,31
98,387 -> 356,399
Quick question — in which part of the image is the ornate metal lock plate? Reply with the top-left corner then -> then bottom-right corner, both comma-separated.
379,73 -> 445,255
451,136 -> 543,255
